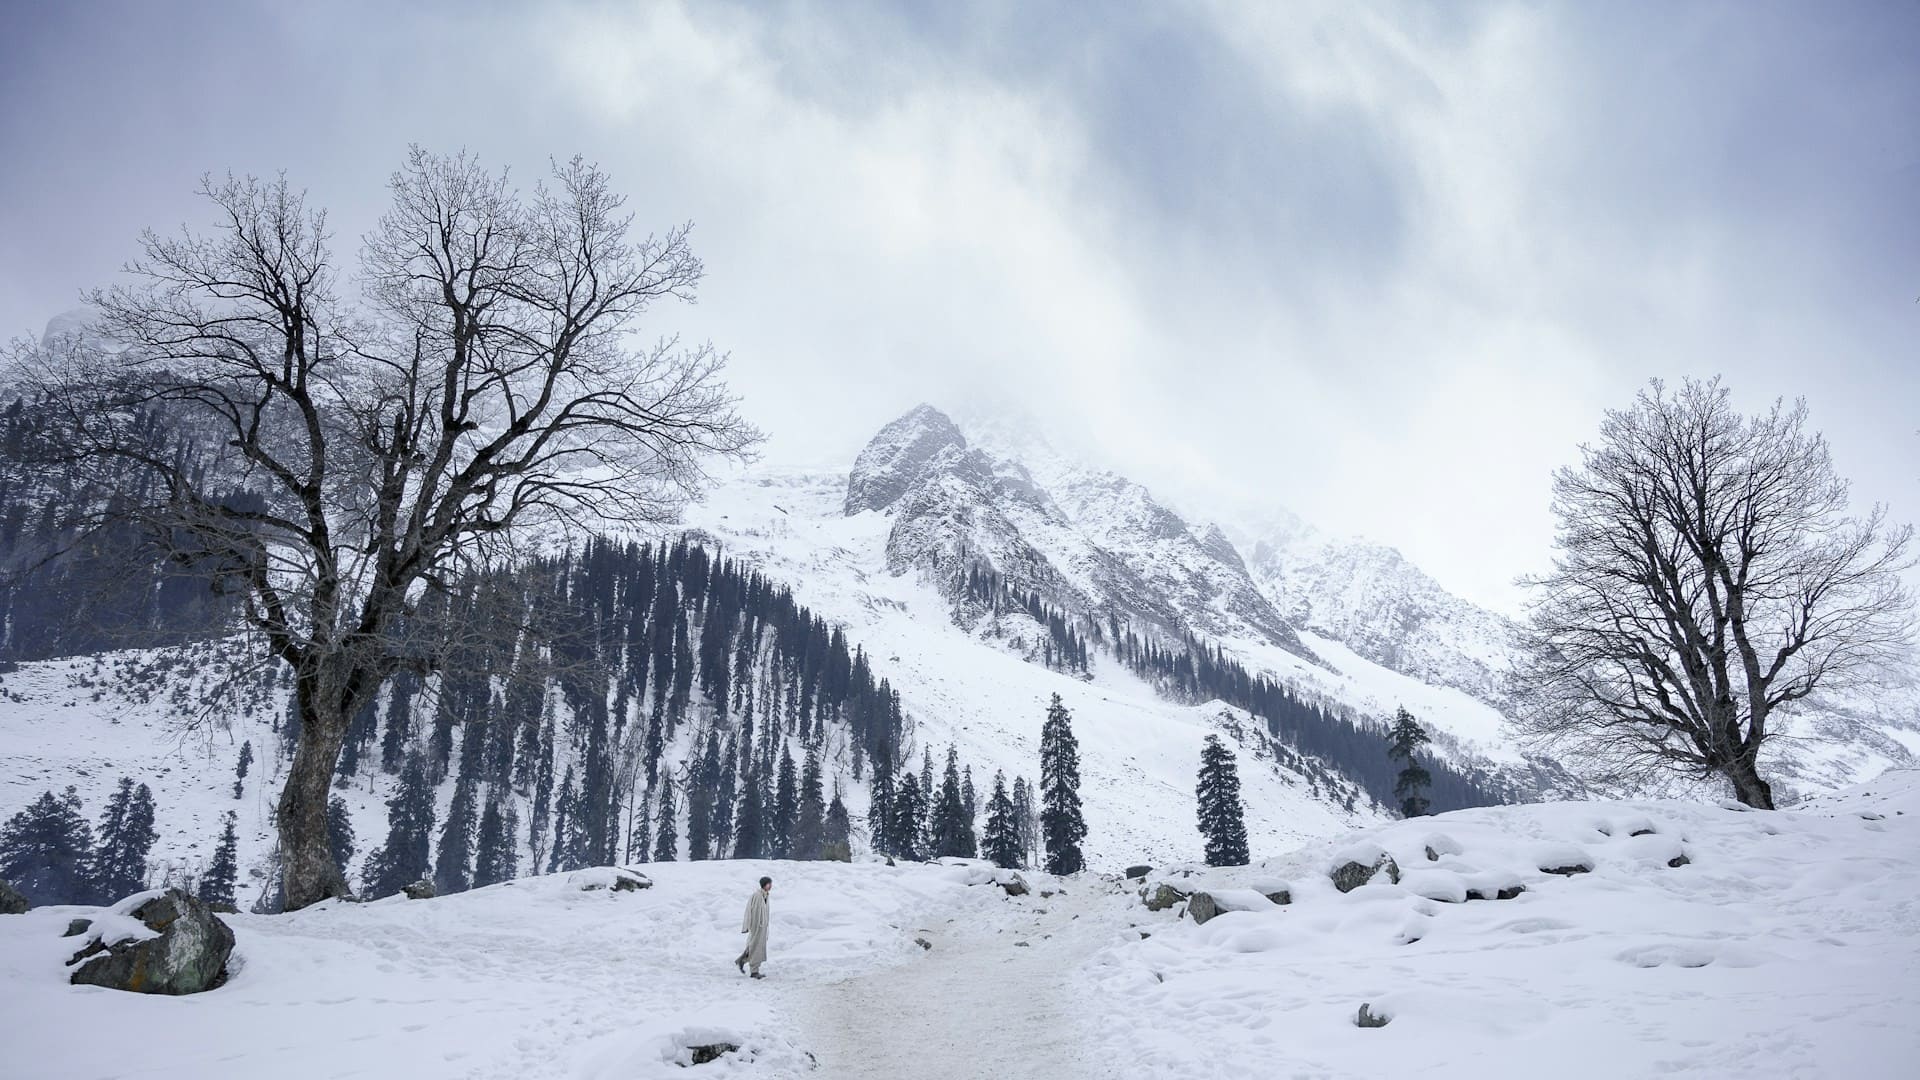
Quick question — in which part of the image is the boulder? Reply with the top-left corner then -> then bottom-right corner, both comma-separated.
63,918 -> 93,938
1141,883 -> 1189,912
0,879 -> 27,914
1124,865 -> 1153,880
998,874 -> 1030,898
569,867 -> 653,893
1264,889 -> 1292,906
66,889 -> 234,995
1187,891 -> 1221,925
1331,852 -> 1401,894
1187,889 -> 1278,925
1667,853 -> 1691,869
1465,884 -> 1526,901
403,879 -> 436,900
1541,862 -> 1593,877
1355,1003 -> 1391,1028
688,1043 -> 740,1065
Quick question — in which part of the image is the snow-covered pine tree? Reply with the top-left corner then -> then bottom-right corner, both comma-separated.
981,771 -> 1022,869
365,754 -> 436,898
233,739 -> 253,799
931,746 -> 977,858
687,730 -> 721,860
327,795 -> 355,878
653,774 -> 679,861
867,755 -> 895,856
795,745 -> 825,860
732,770 -> 766,859
918,748 -> 935,846
822,784 -> 852,862
962,765 -> 977,823
1012,775 -> 1038,869
890,772 -> 926,862
91,778 -> 157,903
713,733 -> 739,856
0,787 -> 95,906
770,746 -> 798,858
199,811 -> 240,909
1040,694 -> 1087,874
1387,707 -> 1433,817
473,793 -> 519,887
434,772 -> 478,895
1196,734 -> 1250,867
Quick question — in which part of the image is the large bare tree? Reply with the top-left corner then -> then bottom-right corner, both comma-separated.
5,149 -> 757,907
1513,378 -> 1912,808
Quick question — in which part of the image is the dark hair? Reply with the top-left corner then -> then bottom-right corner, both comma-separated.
759,876 -> 773,888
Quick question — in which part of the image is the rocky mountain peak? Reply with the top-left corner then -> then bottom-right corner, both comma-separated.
844,404 -> 968,515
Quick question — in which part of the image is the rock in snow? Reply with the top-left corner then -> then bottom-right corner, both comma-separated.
65,889 -> 233,995
1330,846 -> 1401,893
0,879 -> 26,915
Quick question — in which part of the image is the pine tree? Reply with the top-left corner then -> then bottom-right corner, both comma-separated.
931,746 -> 977,858
652,774 -> 679,862
981,771 -> 1021,869
1387,707 -> 1433,818
714,734 -> 739,857
1012,775 -> 1038,869
688,730 -> 721,860
821,784 -> 852,862
770,746 -> 798,858
327,795 -> 356,880
199,811 -> 240,909
365,754 -> 436,898
434,772 -> 478,895
1039,694 -> 1087,875
794,745 -> 825,860
867,756 -> 895,856
732,771 -> 766,859
0,788 -> 96,905
890,772 -> 925,862
233,739 -> 253,799
962,765 -> 977,823
1196,735 -> 1250,867
473,793 -> 519,887
91,778 -> 157,902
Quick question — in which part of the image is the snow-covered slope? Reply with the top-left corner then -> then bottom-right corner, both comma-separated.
6,776 -> 1913,1079
1098,769 -> 1920,1078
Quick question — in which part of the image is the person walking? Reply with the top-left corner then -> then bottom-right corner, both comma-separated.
735,876 -> 772,979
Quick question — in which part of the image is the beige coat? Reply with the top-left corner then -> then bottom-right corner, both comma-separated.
740,888 -> 770,966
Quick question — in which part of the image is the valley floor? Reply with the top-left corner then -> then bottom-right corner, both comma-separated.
4,774 -> 1918,1079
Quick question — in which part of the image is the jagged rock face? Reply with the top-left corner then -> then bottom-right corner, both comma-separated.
844,404 -> 968,515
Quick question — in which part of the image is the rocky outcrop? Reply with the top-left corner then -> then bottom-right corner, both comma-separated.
845,405 -> 968,515
66,889 -> 234,995
1141,883 -> 1189,912
1330,850 -> 1401,893
403,879 -> 436,900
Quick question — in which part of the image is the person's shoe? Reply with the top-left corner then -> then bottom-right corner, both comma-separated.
750,972 -> 765,980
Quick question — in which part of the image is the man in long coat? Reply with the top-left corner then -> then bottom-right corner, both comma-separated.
735,876 -> 772,978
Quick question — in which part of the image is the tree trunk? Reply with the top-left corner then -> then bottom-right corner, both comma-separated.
1722,752 -> 1776,810
279,687 -> 352,910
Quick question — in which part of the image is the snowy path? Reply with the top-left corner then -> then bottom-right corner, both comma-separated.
793,879 -> 1131,1080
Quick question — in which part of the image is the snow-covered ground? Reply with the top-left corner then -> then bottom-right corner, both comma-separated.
1098,770 -> 1920,1078
6,775 -> 1915,1078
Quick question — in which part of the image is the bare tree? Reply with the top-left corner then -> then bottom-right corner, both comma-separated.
5,149 -> 757,907
1513,378 -> 1913,808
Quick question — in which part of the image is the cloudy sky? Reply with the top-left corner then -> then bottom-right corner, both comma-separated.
3,0 -> 1915,614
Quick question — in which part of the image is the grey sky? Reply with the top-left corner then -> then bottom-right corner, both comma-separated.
3,0 -> 1915,614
